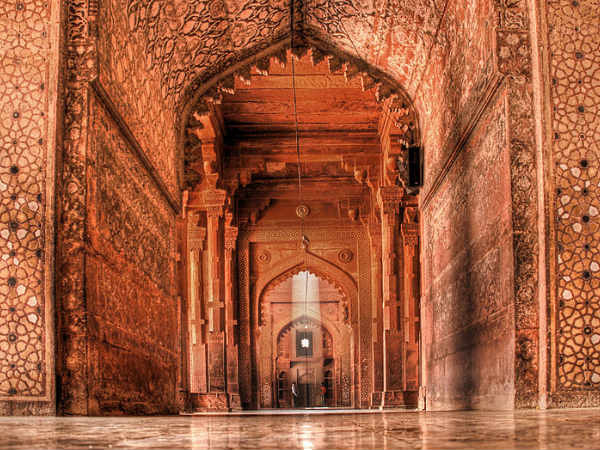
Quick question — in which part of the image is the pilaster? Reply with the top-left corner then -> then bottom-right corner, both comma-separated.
400,206 -> 420,401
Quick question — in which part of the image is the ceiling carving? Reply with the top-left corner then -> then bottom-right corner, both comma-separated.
118,0 -> 440,106
182,50 -> 419,196
98,0 -> 496,197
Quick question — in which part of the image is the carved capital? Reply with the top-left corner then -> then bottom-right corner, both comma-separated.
189,226 -> 207,251
206,205 -> 223,219
225,226 -> 239,251
198,188 -> 227,216
402,206 -> 419,225
402,231 -> 419,247
377,186 -> 404,216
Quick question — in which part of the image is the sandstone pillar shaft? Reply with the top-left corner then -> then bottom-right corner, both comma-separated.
401,207 -> 420,395
224,225 -> 241,409
377,186 -> 405,406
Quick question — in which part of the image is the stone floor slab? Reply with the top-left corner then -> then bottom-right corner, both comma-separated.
0,409 -> 599,449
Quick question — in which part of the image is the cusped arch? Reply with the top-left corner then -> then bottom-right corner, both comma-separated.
254,252 -> 357,328
177,34 -> 421,151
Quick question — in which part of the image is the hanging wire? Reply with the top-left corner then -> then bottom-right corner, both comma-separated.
325,0 -> 448,154
290,0 -> 310,372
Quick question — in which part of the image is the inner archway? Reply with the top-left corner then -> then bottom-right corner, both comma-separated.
183,47 -> 422,412
276,316 -> 334,408
257,271 -> 353,409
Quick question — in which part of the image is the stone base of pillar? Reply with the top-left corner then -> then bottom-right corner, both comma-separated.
370,391 -> 383,408
418,386 -> 426,410
189,392 -> 229,411
381,390 -> 418,408
228,393 -> 242,410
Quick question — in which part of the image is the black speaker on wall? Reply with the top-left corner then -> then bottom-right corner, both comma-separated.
408,146 -> 422,187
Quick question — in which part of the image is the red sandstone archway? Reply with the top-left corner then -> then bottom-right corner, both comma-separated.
254,252 -> 358,328
275,316 -> 335,407
252,255 -> 356,408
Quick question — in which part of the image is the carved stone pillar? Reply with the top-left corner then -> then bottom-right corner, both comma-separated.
401,206 -> 420,404
377,186 -> 405,407
188,225 -> 207,394
206,205 -> 224,334
224,225 -> 241,409
188,188 -> 230,411
205,204 -> 227,410
368,222 -> 384,407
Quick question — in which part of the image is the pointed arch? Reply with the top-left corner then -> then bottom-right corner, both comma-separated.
254,252 -> 358,328
275,315 -> 335,360
176,33 -> 421,160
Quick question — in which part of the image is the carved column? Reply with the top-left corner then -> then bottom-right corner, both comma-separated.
186,188 -> 230,410
368,221 -> 384,407
224,224 -> 241,409
188,224 -> 207,394
206,205 -> 224,334
377,186 -> 404,407
56,1 -> 98,415
237,235 -> 252,408
401,206 -> 420,402
205,203 -> 227,409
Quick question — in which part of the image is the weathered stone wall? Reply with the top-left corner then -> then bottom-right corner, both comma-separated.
71,92 -> 179,415
422,91 -> 515,410
96,0 -> 291,198
419,0 -> 544,410
417,0 -> 497,194
0,0 -> 61,415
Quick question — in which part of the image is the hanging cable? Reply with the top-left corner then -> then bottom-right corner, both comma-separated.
290,0 -> 311,396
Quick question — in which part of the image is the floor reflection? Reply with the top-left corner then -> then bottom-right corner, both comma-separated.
0,408 -> 599,449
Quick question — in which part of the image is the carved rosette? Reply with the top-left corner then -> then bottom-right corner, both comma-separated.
338,249 -> 353,264
257,250 -> 271,265
296,204 -> 310,219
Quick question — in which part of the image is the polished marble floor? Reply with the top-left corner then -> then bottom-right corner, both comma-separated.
1,408 -> 599,449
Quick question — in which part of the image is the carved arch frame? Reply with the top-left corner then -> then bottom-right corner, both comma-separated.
252,252 -> 357,408
176,34 -> 422,192
254,252 -> 358,330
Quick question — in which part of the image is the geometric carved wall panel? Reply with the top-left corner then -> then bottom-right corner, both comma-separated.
0,0 -> 58,402
549,0 -> 600,389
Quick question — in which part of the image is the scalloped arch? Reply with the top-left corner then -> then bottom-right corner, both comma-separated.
276,315 -> 333,344
177,33 -> 421,150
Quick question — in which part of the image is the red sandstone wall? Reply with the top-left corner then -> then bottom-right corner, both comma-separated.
417,0 -> 497,195
421,91 -> 515,410
96,0 -> 292,199
80,94 -> 179,415
416,0 -> 521,411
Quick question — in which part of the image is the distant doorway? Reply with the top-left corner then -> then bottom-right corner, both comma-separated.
256,269 -> 355,409
275,317 -> 335,408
